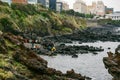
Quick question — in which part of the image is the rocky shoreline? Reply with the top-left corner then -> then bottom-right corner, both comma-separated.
38,26 -> 120,57
1,25 -> 120,80
47,44 -> 104,56
46,26 -> 120,43
103,45 -> 120,80
0,33 -> 88,80
36,40 -> 104,57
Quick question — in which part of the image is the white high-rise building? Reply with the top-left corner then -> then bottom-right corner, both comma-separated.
87,1 -> 105,16
73,0 -> 87,14
96,1 -> 105,16
87,2 -> 97,14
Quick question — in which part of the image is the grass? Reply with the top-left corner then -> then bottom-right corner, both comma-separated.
0,69 -> 15,80
0,2 -> 86,36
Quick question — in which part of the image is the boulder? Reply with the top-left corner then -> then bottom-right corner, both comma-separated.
66,69 -> 85,80
13,50 -> 47,73
72,54 -> 78,58
103,49 -> 120,80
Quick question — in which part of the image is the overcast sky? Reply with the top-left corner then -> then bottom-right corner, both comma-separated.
62,0 -> 120,11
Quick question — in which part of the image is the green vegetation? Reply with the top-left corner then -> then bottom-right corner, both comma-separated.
0,1 -> 86,36
61,9 -> 95,18
98,19 -> 120,26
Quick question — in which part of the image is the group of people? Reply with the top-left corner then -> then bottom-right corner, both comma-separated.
23,38 -> 56,53
42,40 -> 56,52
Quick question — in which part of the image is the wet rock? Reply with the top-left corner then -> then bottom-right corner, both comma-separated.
78,41 -> 82,44
85,77 -> 92,80
53,45 -> 104,55
66,69 -> 85,80
59,43 -> 66,46
93,52 -> 98,55
108,47 -> 111,49
47,26 -> 120,43
103,47 -> 120,80
80,50 -> 88,54
115,45 -> 120,53
72,54 -> 78,58
46,68 -> 62,76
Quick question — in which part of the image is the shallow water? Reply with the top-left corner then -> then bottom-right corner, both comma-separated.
40,41 -> 120,80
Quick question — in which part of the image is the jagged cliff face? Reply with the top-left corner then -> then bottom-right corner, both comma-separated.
103,47 -> 120,80
0,32 -> 85,80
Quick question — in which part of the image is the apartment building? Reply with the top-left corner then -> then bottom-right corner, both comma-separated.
87,1 -> 105,16
106,12 -> 120,20
12,0 -> 27,4
73,0 -> 87,14
87,2 -> 97,14
96,1 -> 105,16
62,2 -> 69,10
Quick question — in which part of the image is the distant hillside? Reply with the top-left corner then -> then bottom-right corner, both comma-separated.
0,1 -> 86,37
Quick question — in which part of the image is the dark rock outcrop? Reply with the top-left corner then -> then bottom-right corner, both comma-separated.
53,45 -> 104,55
66,69 -> 85,80
47,26 -> 120,43
72,54 -> 78,58
103,46 -> 120,80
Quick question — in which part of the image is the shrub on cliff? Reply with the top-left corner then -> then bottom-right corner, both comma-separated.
11,3 -> 38,15
0,17 -> 19,34
0,2 -> 86,37
0,1 -> 9,6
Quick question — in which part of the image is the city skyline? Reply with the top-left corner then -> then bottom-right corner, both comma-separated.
62,0 -> 120,11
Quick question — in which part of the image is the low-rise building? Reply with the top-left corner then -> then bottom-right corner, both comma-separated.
73,0 -> 87,14
106,12 -> 120,20
12,0 -> 27,4
105,6 -> 114,14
